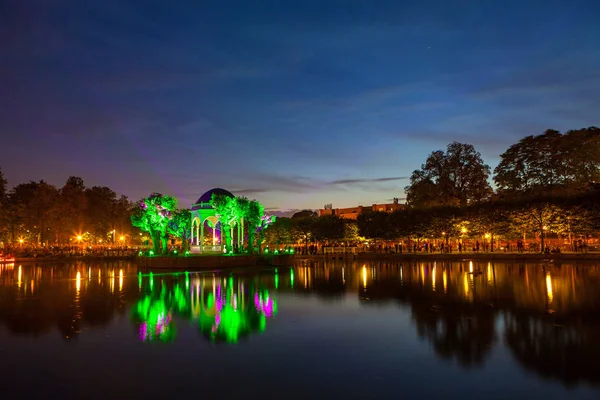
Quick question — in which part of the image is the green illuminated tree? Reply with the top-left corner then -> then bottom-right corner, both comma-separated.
168,209 -> 192,252
210,194 -> 237,252
255,214 -> 276,252
131,193 -> 177,254
236,197 -> 264,254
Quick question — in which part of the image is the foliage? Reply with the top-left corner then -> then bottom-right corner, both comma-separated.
169,209 -> 192,252
494,127 -> 600,196
357,211 -> 393,243
312,214 -> 345,243
263,217 -> 293,246
210,194 -> 237,252
291,216 -> 316,247
131,193 -> 177,254
291,209 -> 318,219
406,142 -> 492,208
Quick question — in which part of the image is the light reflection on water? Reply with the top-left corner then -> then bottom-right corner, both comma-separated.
0,260 -> 599,399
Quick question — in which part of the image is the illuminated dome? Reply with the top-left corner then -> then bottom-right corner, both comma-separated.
191,188 -> 234,210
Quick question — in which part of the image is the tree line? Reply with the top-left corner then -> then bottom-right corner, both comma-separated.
264,127 -> 600,252
0,173 -> 136,247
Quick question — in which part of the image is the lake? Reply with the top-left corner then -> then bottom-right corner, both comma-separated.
0,259 -> 599,399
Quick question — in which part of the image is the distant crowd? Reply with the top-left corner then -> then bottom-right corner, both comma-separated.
0,245 -> 139,258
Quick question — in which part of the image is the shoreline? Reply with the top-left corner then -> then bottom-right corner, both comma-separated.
5,255 -> 136,263
4,252 -> 600,265
297,252 -> 600,262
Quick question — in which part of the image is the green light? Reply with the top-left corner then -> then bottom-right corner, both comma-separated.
149,250 -> 154,256
274,250 -> 279,255
173,250 -> 178,255
290,269 -> 294,288
185,250 -> 190,256
138,251 -> 143,256
264,248 -> 269,254
138,271 -> 142,290
275,273 -> 279,290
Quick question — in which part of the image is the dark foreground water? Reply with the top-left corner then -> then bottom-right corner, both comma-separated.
1,260 -> 599,399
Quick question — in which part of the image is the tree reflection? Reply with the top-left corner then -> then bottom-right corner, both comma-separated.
411,302 -> 495,367
505,313 -> 600,387
131,274 -> 278,343
0,263 -> 137,340
353,261 -> 600,385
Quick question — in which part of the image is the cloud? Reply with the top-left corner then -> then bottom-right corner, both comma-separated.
329,176 -> 408,185
230,174 -> 409,195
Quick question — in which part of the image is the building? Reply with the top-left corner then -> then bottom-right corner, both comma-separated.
318,198 -> 406,220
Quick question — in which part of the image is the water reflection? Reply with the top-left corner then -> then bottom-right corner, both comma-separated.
0,261 -> 136,339
1,260 -> 600,389
131,273 -> 278,343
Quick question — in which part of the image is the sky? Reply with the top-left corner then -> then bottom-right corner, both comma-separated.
1,0 -> 599,214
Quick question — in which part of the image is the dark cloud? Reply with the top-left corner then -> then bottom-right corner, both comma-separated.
329,176 -> 408,185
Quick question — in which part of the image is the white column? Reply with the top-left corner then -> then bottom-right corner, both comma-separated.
212,221 -> 216,246
191,221 -> 194,245
200,218 -> 204,251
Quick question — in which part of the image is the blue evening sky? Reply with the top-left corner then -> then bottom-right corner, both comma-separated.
1,0 -> 599,212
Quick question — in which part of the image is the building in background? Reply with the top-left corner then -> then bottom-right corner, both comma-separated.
318,198 -> 406,220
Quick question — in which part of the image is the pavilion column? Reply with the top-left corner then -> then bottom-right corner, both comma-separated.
200,218 -> 204,250
196,223 -> 200,245
241,218 -> 244,249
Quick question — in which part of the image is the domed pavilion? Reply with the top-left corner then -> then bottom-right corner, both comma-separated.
190,188 -> 245,253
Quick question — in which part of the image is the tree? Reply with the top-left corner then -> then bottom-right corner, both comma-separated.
312,215 -> 345,244
255,214 -> 276,252
511,202 -> 562,253
169,209 -> 192,252
240,198 -> 264,254
494,127 -> 600,196
357,211 -> 393,247
468,202 -> 513,251
291,216 -> 316,250
7,181 -> 60,246
0,168 -> 8,243
291,209 -> 317,219
406,142 -> 492,208
263,217 -> 293,247
130,193 -> 177,254
343,221 -> 360,243
210,194 -> 237,252
56,177 -> 87,243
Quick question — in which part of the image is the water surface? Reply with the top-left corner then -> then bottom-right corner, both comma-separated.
0,260 -> 599,399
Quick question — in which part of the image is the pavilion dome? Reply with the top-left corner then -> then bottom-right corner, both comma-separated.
191,188 -> 234,210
